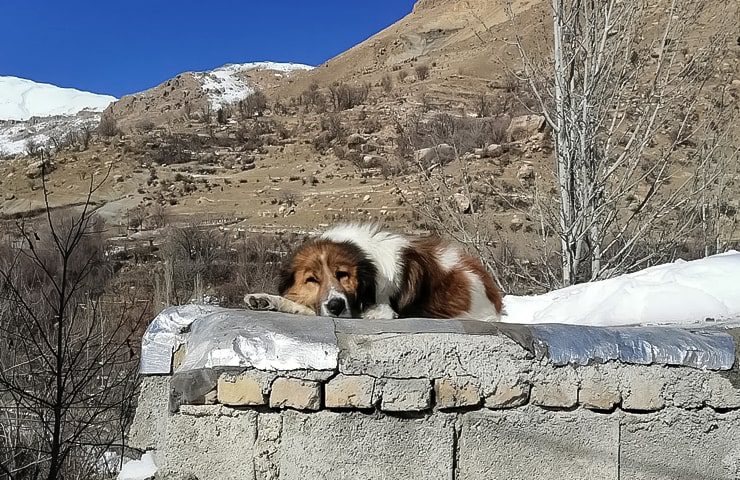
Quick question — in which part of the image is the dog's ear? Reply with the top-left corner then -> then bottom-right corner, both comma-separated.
355,258 -> 377,310
277,257 -> 296,295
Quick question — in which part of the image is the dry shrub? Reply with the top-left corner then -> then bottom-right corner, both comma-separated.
216,106 -> 231,124
153,227 -> 303,307
237,119 -> 278,150
329,82 -> 370,111
24,138 -> 43,158
476,94 -> 494,118
98,114 -> 119,137
301,82 -> 327,112
2,214 -> 111,298
334,144 -> 347,160
502,71 -> 521,93
149,133 -> 194,165
313,113 -> 346,152
415,64 -> 430,80
136,119 -> 156,133
158,226 -> 230,304
240,89 -> 268,117
218,233 -> 300,306
397,112 -> 509,161
302,82 -> 322,105
362,117 -> 382,134
381,74 -> 393,93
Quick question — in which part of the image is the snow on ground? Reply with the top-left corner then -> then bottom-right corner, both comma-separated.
0,76 -> 116,121
502,251 -> 740,327
117,452 -> 158,480
0,112 -> 101,156
194,62 -> 313,109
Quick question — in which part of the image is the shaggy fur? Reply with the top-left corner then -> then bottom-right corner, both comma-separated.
246,224 -> 503,321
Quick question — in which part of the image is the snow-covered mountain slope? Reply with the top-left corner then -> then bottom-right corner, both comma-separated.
193,62 -> 313,109
0,112 -> 101,156
0,76 -> 116,121
105,61 -> 313,130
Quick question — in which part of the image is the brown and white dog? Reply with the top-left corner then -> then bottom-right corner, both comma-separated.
244,223 -> 503,321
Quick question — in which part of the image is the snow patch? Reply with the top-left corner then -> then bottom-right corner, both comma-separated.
0,76 -> 116,121
0,112 -> 101,156
194,62 -> 313,109
502,251 -> 740,326
117,451 -> 158,480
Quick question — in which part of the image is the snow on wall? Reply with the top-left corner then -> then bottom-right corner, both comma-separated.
0,76 -> 116,121
503,251 -> 740,326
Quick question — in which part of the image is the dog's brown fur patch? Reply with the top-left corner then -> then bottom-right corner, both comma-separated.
396,237 -> 489,318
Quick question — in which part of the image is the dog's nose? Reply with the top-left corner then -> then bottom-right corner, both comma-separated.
326,297 -> 346,316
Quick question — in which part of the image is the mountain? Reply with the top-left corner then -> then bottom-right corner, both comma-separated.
195,62 -> 313,109
0,76 -> 116,121
105,62 -> 312,130
1,0 -> 736,239
275,0 -> 541,99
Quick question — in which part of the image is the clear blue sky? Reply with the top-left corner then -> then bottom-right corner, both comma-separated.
0,1 -> 415,98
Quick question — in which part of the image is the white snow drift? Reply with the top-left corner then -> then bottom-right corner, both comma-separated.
503,251 -> 740,327
194,62 -> 313,109
117,451 -> 157,480
0,76 -> 116,121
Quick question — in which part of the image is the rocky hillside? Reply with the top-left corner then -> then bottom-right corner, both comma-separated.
0,0 -> 737,283
105,62 -> 312,131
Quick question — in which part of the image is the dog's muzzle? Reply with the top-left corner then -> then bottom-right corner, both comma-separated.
320,289 -> 351,318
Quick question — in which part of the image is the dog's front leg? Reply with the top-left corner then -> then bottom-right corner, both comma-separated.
362,303 -> 398,320
244,293 -> 316,316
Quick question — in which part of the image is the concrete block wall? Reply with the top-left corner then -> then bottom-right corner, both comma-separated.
130,318 -> 740,480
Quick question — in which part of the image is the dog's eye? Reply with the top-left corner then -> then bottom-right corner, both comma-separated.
305,276 -> 319,284
336,271 -> 349,280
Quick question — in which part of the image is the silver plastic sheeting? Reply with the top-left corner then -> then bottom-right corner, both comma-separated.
176,308 -> 338,372
335,318 -> 736,370
140,306 -> 737,375
528,324 -> 737,370
140,305 -> 338,374
139,304 -> 224,374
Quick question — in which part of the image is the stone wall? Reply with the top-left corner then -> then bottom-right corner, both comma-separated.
130,311 -> 740,480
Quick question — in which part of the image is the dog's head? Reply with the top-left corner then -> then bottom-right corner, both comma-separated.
278,240 -> 376,317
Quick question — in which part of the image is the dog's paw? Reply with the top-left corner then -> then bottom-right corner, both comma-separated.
244,293 -> 317,316
362,304 -> 398,320
244,293 -> 279,311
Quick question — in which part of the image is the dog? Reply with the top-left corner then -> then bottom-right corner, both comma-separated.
244,223 -> 503,321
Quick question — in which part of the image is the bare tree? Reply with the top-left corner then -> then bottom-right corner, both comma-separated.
78,124 -> 93,151
381,74 -> 394,94
158,226 -> 229,305
240,90 -> 268,118
200,104 -> 213,125
46,133 -> 64,153
510,0 -> 738,284
396,116 -> 560,294
0,170 -> 144,479
97,114 -> 119,137
329,82 -> 370,111
24,139 -> 43,159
